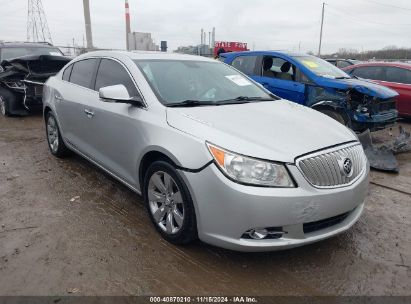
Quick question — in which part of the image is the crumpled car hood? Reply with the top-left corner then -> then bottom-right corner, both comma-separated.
166,100 -> 357,163
316,77 -> 398,99
0,55 -> 71,80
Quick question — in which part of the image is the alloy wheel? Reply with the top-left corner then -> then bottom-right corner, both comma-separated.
47,115 -> 59,153
148,171 -> 185,235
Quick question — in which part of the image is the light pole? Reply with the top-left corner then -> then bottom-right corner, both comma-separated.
318,2 -> 325,56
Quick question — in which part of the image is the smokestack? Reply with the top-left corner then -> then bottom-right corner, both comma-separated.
83,0 -> 93,49
212,27 -> 215,48
200,28 -> 204,45
125,0 -> 131,50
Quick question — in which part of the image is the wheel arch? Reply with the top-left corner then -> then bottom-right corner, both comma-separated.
311,100 -> 351,125
138,149 -> 179,193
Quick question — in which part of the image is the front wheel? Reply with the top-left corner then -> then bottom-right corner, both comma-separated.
144,161 -> 197,245
319,109 -> 347,126
45,112 -> 71,157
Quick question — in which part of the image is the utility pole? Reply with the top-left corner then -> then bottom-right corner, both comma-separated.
318,2 -> 325,56
83,0 -> 93,49
125,0 -> 131,50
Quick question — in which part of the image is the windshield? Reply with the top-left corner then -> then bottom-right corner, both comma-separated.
134,60 -> 274,105
295,55 -> 351,79
0,47 -> 63,61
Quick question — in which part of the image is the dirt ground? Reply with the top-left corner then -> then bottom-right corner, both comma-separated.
0,113 -> 410,296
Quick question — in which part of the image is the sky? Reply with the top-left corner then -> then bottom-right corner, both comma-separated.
1,0 -> 410,54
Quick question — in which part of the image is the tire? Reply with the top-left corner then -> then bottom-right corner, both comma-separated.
143,160 -> 197,245
45,112 -> 71,157
319,109 -> 347,126
0,96 -> 10,117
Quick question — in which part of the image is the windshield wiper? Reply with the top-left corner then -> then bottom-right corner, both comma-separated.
166,100 -> 215,108
335,76 -> 351,79
217,96 -> 275,104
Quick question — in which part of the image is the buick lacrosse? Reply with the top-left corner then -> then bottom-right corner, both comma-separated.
43,51 -> 369,251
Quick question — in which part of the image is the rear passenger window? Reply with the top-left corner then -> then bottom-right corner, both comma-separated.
231,56 -> 257,75
95,59 -> 138,97
385,67 -> 411,84
62,64 -> 73,81
69,59 -> 98,89
351,66 -> 384,81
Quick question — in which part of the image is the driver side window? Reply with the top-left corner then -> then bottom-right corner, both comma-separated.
261,56 -> 296,81
94,59 -> 139,97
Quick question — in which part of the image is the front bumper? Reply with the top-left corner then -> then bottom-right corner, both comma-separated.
179,162 -> 369,252
353,110 -> 398,131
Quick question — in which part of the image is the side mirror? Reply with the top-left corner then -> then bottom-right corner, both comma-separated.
99,85 -> 144,107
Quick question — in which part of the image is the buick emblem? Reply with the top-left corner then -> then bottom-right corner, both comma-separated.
339,157 -> 353,177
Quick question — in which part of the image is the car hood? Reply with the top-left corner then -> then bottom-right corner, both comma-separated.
316,77 -> 398,99
0,55 -> 71,80
166,100 -> 357,163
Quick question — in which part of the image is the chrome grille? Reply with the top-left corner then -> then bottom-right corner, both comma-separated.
296,143 -> 366,188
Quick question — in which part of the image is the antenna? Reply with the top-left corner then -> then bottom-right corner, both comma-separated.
27,0 -> 53,43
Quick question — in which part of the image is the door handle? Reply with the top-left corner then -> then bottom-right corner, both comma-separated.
55,95 -> 63,101
84,109 -> 94,118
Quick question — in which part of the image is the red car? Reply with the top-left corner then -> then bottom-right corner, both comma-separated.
343,62 -> 411,117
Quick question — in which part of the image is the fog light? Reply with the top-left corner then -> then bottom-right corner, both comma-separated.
248,228 -> 268,240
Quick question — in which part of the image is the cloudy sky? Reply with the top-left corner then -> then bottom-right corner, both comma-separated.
1,0 -> 410,54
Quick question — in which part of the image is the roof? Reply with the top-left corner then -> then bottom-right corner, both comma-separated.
77,50 -> 215,62
344,61 -> 411,70
221,50 -> 309,58
0,41 -> 55,48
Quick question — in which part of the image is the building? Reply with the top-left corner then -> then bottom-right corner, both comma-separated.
175,44 -> 213,56
128,32 -> 159,51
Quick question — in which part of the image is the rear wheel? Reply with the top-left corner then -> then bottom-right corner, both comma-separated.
144,160 -> 197,245
0,96 -> 10,117
46,112 -> 70,157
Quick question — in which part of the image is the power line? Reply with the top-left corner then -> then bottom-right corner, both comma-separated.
363,0 -> 411,11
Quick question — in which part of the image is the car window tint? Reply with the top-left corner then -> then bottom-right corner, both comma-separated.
351,66 -> 384,81
95,59 -> 138,97
231,56 -> 257,75
385,67 -> 411,84
62,64 -> 73,81
69,59 -> 98,89
262,56 -> 295,81
337,61 -> 352,69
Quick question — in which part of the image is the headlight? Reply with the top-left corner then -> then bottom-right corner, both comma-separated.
206,143 -> 295,187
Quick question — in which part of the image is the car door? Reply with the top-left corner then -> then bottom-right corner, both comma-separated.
84,58 -> 145,185
252,56 -> 305,104
380,67 -> 411,116
54,58 -> 100,153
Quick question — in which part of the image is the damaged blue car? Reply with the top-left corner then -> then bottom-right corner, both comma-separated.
222,51 -> 398,132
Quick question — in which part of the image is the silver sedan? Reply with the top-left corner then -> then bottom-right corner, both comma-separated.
43,51 -> 369,252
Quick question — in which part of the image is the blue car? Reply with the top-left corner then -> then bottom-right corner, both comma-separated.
222,51 -> 398,132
